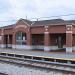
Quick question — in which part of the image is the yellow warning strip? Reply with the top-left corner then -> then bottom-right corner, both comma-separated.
0,52 -> 75,61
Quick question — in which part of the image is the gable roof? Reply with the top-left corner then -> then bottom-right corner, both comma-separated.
22,19 -> 32,25
32,19 -> 65,26
1,18 -> 75,29
0,24 -> 15,29
66,20 -> 75,24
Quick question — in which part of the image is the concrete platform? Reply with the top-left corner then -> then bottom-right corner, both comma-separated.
0,48 -> 75,60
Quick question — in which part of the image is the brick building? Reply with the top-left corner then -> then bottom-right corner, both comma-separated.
0,18 -> 75,52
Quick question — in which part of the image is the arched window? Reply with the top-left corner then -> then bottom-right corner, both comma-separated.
16,32 -> 26,45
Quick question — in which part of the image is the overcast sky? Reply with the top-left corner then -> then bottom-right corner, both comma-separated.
0,0 -> 75,26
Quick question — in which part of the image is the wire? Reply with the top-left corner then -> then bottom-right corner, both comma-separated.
30,13 -> 75,20
0,13 -> 75,22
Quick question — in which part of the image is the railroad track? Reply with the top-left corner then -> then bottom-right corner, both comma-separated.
0,52 -> 75,74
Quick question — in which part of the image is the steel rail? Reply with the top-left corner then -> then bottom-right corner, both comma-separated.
0,53 -> 75,74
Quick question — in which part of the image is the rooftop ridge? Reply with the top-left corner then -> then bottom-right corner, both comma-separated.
1,18 -> 75,29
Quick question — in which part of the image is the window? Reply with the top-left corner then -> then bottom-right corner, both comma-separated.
16,32 -> 26,45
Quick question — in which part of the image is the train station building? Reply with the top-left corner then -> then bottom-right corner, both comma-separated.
0,18 -> 75,53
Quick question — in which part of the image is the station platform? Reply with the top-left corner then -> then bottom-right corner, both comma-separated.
0,48 -> 75,61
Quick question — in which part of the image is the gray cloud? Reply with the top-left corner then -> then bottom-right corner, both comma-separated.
0,0 -> 75,26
